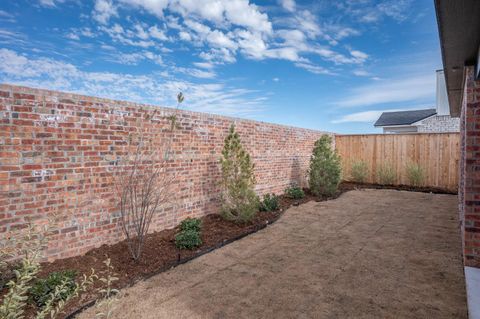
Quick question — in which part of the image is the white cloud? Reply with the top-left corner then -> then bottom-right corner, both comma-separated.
294,62 -> 333,75
133,23 -> 149,40
149,25 -> 169,41
38,0 -> 64,7
335,74 -> 435,108
0,10 -> 16,22
193,61 -> 214,69
86,0 -> 367,75
65,33 -> 80,40
292,10 -> 321,38
93,0 -> 118,24
377,0 -> 413,22
279,0 -> 296,12
113,51 -> 163,65
100,24 -> 155,47
0,29 -> 27,46
313,47 -> 368,65
0,49 -> 261,116
199,48 -> 236,64
178,31 -> 192,41
172,66 -> 216,79
207,30 -> 237,51
353,69 -> 371,77
350,49 -> 368,61
66,27 -> 96,40
337,0 -> 413,24
115,0 -> 272,33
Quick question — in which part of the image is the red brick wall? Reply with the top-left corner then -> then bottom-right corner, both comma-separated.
461,66 -> 480,268
0,84 -> 327,260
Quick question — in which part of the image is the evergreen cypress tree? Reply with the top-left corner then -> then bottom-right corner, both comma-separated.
220,125 -> 259,222
309,135 -> 342,197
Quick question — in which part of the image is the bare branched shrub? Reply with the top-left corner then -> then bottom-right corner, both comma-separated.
112,109 -> 175,261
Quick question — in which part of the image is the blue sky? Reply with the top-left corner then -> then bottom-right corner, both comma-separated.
0,0 -> 442,133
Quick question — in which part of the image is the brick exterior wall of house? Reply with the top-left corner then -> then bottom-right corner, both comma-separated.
416,114 -> 460,133
460,66 -> 480,268
0,84 -> 328,261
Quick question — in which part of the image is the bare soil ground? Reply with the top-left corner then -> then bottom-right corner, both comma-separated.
77,189 -> 468,319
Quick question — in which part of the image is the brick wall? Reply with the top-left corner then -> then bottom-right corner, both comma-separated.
417,114 -> 460,133
461,66 -> 480,268
0,84 -> 328,261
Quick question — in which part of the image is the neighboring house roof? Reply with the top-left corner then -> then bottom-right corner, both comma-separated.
374,109 -> 437,127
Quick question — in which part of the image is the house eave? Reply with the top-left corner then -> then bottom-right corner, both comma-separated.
435,0 -> 480,117
374,124 -> 416,128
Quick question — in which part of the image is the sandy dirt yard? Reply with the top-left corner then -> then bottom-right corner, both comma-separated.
77,189 -> 467,319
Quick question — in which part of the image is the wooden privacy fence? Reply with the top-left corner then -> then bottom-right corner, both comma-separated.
334,133 -> 460,191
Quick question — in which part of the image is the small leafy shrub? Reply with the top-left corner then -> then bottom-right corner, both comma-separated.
0,218 -> 113,319
377,163 -> 396,185
350,160 -> 369,183
175,230 -> 202,250
309,135 -> 342,197
30,270 -> 77,307
260,194 -> 279,212
220,124 -> 259,223
95,258 -> 119,319
285,186 -> 305,199
180,218 -> 202,232
405,162 -> 425,186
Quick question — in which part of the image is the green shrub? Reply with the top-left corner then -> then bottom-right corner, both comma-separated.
377,163 -> 396,185
30,270 -> 77,307
175,230 -> 202,250
180,218 -> 202,232
220,124 -> 259,223
405,162 -> 425,186
284,186 -> 305,199
309,135 -> 342,197
260,193 -> 279,212
350,160 -> 369,183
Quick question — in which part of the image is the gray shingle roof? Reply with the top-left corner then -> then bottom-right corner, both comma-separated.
374,109 -> 437,127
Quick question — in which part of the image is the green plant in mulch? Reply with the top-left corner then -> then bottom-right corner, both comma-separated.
350,160 -> 369,183
175,230 -> 202,250
0,219 -> 109,319
308,135 -> 342,197
259,193 -> 279,212
405,162 -> 425,186
176,217 -> 203,250
284,186 -> 305,199
377,163 -> 396,185
95,258 -> 120,319
179,217 -> 202,232
30,270 -> 77,308
220,124 -> 259,223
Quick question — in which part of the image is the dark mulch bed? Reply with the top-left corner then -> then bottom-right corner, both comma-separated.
341,181 -> 457,195
5,182 -> 456,318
